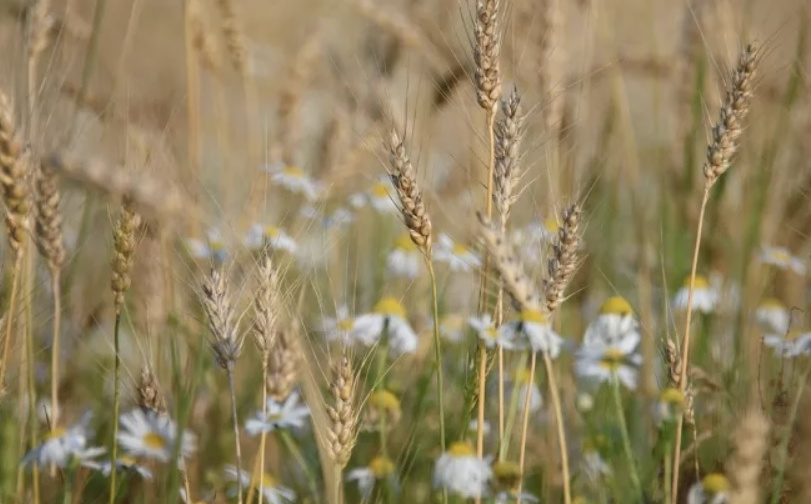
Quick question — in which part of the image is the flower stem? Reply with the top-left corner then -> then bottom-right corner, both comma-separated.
611,376 -> 642,502
542,350 -> 572,504
279,429 -> 319,499
427,261 -> 446,452
50,271 -> 62,433
227,362 -> 244,504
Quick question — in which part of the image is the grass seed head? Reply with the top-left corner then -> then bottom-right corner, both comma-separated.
202,267 -> 244,368
33,160 -> 65,274
266,328 -> 299,401
493,88 -> 524,229
473,0 -> 502,112
326,352 -> 358,467
387,129 -> 432,254
543,203 -> 581,315
111,200 -> 140,315
0,91 -> 30,258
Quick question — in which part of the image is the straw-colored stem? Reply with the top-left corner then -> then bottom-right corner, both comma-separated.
227,363 -> 244,504
109,313 -> 122,504
427,260 -> 446,450
671,187 -> 710,503
0,257 -> 22,393
50,272 -> 61,432
497,345 -> 505,460
255,359 -> 269,504
476,342 -> 487,452
612,376 -> 642,502
541,349 -> 571,504
24,246 -> 40,504
516,352 -> 537,503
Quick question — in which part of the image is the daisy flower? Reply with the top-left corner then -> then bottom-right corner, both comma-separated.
687,473 -> 729,504
469,314 -> 516,349
581,448 -> 612,481
468,419 -> 491,435
575,332 -> 642,390
763,330 -> 811,358
185,228 -> 227,262
386,234 -> 422,279
245,391 -> 310,436
318,305 -> 356,345
438,313 -> 465,343
22,413 -> 105,468
117,409 -> 196,462
433,234 -> 481,272
262,164 -> 324,201
654,387 -> 686,425
512,367 -> 543,413
224,465 -> 296,504
672,274 -> 718,313
760,245 -> 806,275
363,389 -> 402,430
582,296 -> 640,349
433,441 -> 492,499
755,298 -> 790,336
84,456 -> 153,479
349,178 -> 398,214
525,216 -> 560,244
346,455 -> 398,499
351,297 -> 418,356
499,310 -> 565,357
244,224 -> 298,254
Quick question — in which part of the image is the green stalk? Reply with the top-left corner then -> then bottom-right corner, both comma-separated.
279,429 -> 319,499
426,261 -> 446,451
501,351 -> 529,458
611,376 -> 642,502
109,313 -> 122,504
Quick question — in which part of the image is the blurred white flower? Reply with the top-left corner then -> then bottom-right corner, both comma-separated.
581,448 -> 611,481
386,234 -> 422,279
185,228 -> 227,262
349,178 -> 398,214
84,456 -> 153,479
351,297 -> 418,356
583,296 -> 640,348
22,413 -> 104,468
672,275 -> 717,313
469,314 -> 516,349
346,456 -> 398,499
511,367 -> 543,412
763,330 -> 811,358
755,298 -> 790,336
244,224 -> 298,254
224,465 -> 296,504
525,217 -> 559,244
575,332 -> 642,390
117,409 -> 196,462
654,387 -> 685,425
687,473 -> 729,504
318,305 -> 356,345
437,313 -> 466,343
433,234 -> 481,272
760,245 -> 806,275
499,310 -> 565,357
433,442 -> 492,498
245,391 -> 310,436
262,164 -> 324,201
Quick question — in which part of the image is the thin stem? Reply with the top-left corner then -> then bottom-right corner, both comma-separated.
541,350 -> 572,504
502,351 -> 529,456
516,352 -> 537,502
24,246 -> 40,504
0,257 -> 23,389
476,342 -> 487,455
671,187 -> 711,503
427,261 -> 446,451
611,376 -> 642,502
664,440 -> 672,504
227,363 -> 244,504
109,313 -> 122,504
497,345 -> 505,461
256,359 -> 269,504
50,272 -> 62,430
333,465 -> 343,504
279,429 -> 319,499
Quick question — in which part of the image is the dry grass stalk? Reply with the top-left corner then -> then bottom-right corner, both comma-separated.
27,0 -> 54,139
48,154 -> 186,219
725,409 -> 768,504
138,364 -> 167,414
326,352 -> 358,467
387,129 -> 432,254
473,0 -> 502,112
0,92 -> 30,258
703,43 -> 758,187
543,204 -> 581,314
111,200 -> 140,315
214,0 -> 248,77
267,328 -> 299,401
536,0 -> 564,136
493,88 -> 524,230
33,161 -> 65,274
201,268 -> 244,368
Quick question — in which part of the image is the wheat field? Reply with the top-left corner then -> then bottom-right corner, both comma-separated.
0,0 -> 809,503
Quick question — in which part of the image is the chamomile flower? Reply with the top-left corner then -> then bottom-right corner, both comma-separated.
349,178 -> 398,214
84,456 -> 153,479
22,413 -> 105,468
512,367 -> 543,412
763,330 -> 811,358
655,387 -> 686,425
575,333 -> 642,390
581,448 -> 611,481
318,305 -> 356,345
346,455 -> 398,499
672,275 -> 718,313
244,224 -> 298,254
582,296 -> 640,348
687,473 -> 729,504
185,228 -> 227,262
433,441 -> 492,498
350,297 -> 418,356
300,205 -> 354,229
499,310 -> 565,357
755,298 -> 790,336
760,245 -> 806,275
363,389 -> 402,430
469,314 -> 516,349
224,465 -> 296,504
262,164 -> 324,201
386,234 -> 422,279
468,419 -> 491,435
117,409 -> 196,462
526,217 -> 560,244
433,234 -> 482,272
245,391 -> 310,435
437,313 -> 465,343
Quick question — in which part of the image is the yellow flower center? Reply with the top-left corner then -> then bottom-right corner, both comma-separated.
598,348 -> 626,371
371,182 -> 390,198
770,250 -> 790,263
682,275 -> 709,289
514,367 -> 533,384
702,473 -> 730,493
263,226 -> 281,239
448,441 -> 475,457
257,472 -> 278,488
282,166 -> 305,178
394,233 -> 417,251
759,298 -> 785,310
484,327 -> 498,340
369,390 -> 401,412
44,427 -> 66,441
369,456 -> 395,477
373,297 -> 407,319
599,296 -> 633,316
659,387 -> 685,405
492,460 -> 521,488
337,318 -> 354,331
452,242 -> 469,255
142,432 -> 167,450
118,456 -> 137,466
209,240 -> 225,252
520,310 -> 547,325
544,217 -> 559,234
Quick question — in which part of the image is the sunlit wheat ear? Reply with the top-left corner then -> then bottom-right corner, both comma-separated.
0,91 -> 30,257
112,200 -> 140,315
725,409 -> 768,504
33,160 -> 65,274
138,364 -> 167,415
267,328 -> 299,401
387,129 -> 432,255
201,268 -> 244,368
703,43 -> 758,187
253,255 -> 279,362
493,88 -> 524,230
214,0 -> 248,77
327,351 -> 358,468
477,214 -> 542,312
543,204 -> 581,315
473,0 -> 502,112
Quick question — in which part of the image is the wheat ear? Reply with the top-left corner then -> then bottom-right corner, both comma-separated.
543,204 -> 581,314
327,351 -> 358,503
